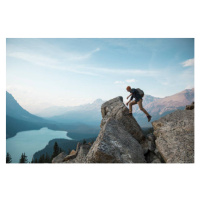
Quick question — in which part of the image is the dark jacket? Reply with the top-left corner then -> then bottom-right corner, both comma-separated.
130,88 -> 142,102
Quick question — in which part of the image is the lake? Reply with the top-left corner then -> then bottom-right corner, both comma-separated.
6,127 -> 72,163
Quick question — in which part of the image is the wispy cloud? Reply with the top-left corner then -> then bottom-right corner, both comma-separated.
126,79 -> 136,83
114,81 -> 125,84
61,66 -> 101,76
82,66 -> 159,77
114,79 -> 137,84
7,47 -> 100,63
181,58 -> 194,67
7,51 -> 60,66
64,48 -> 100,61
7,46 -> 102,77
7,39 -> 160,78
7,48 -> 160,78
60,66 -> 159,78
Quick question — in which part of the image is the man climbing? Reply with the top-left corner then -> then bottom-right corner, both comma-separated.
125,86 -> 152,122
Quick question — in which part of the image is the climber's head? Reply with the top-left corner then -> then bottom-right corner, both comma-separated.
126,86 -> 131,92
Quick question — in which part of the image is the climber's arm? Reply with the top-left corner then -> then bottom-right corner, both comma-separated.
126,93 -> 134,105
127,93 -> 132,99
126,99 -> 131,106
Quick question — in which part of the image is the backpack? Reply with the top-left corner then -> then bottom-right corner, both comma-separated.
136,88 -> 144,97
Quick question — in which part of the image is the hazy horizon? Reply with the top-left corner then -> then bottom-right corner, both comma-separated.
6,38 -> 194,113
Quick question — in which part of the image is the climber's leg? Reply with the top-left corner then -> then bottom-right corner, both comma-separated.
129,100 -> 137,113
137,99 -> 149,116
137,99 -> 152,122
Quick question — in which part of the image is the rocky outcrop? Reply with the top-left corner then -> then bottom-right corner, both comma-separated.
52,97 -> 194,164
52,143 -> 92,163
53,96 -> 147,163
185,101 -> 194,110
101,96 -> 144,142
140,133 -> 164,163
52,152 -> 68,163
64,143 -> 92,163
63,143 -> 80,162
152,110 -> 194,163
86,118 -> 146,163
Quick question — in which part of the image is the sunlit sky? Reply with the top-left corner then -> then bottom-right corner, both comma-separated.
6,38 -> 194,113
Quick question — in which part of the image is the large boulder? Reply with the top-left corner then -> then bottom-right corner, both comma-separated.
52,152 -> 68,163
101,96 -> 144,142
63,143 -> 80,162
52,96 -> 148,163
65,143 -> 92,163
86,118 -> 146,163
152,110 -> 194,163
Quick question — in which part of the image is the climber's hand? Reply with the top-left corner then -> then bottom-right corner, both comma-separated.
126,102 -> 129,106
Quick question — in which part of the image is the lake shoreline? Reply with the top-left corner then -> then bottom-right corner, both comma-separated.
6,127 -> 72,163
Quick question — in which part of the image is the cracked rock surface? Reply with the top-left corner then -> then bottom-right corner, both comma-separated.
152,110 -> 194,163
86,117 -> 146,163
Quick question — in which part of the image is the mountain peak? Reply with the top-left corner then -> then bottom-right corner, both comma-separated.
6,91 -> 45,123
92,99 -> 104,104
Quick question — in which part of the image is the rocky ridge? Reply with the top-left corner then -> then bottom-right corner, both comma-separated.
52,97 -> 194,163
152,101 -> 194,163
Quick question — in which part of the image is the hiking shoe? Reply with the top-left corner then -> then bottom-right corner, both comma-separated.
147,115 -> 152,122
125,113 -> 132,116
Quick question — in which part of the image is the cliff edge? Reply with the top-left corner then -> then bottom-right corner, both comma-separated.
52,97 -> 194,163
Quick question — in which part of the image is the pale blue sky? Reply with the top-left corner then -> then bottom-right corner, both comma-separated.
6,38 -> 194,113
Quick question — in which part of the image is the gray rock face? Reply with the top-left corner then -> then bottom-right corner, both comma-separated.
140,133 -> 156,155
52,96 -> 151,163
53,96 -> 146,164
101,96 -> 144,142
65,144 -> 92,163
144,151 -> 161,163
52,96 -> 194,164
63,143 -> 80,162
152,110 -> 194,163
52,152 -> 68,163
86,118 -> 146,163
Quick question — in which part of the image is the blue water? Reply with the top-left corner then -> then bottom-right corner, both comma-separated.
6,127 -> 72,163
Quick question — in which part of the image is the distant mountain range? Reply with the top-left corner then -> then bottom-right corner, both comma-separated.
6,88 -> 194,138
133,88 -> 194,127
35,98 -> 105,118
6,92 -> 99,139
36,88 -> 194,128
146,88 -> 194,116
6,92 -> 46,123
6,91 -> 56,138
46,99 -> 105,126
